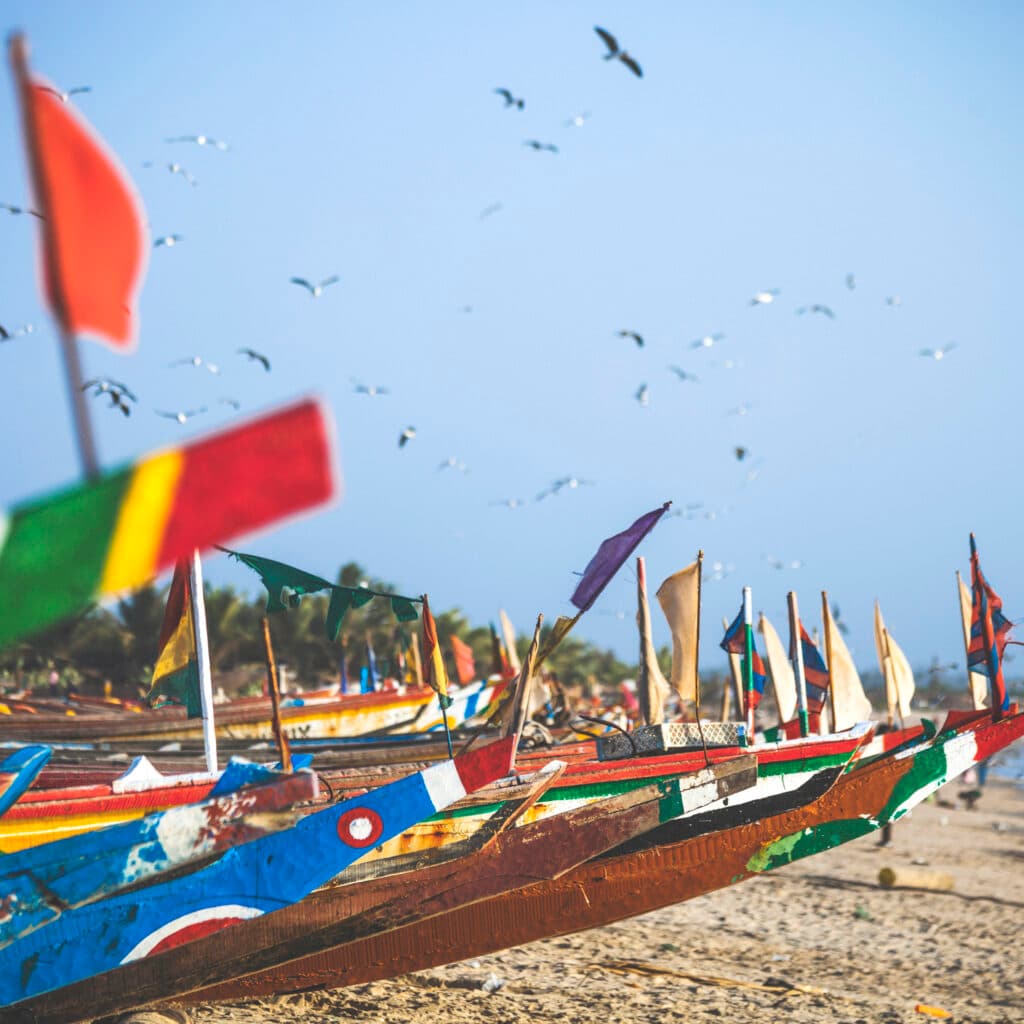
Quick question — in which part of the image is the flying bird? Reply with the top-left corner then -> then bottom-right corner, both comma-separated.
618,330 -> 644,348
635,383 -> 650,406
594,27 -> 643,77
165,135 -> 230,151
886,295 -> 903,307
796,304 -> 836,319
82,378 -> 136,416
1,202 -> 42,218
766,556 -> 803,571
353,381 -> 390,397
0,323 -> 33,341
290,275 -> 339,298
479,202 -> 504,220
668,366 -> 699,383
39,85 -> 91,103
157,408 -> 207,424
690,333 -> 724,349
565,111 -> 592,128
217,397 -> 241,411
490,497 -> 527,509
831,603 -> 850,635
536,476 -> 595,501
237,347 -> 271,371
734,446 -> 749,461
524,140 -> 558,153
153,234 -> 183,248
493,88 -> 524,110
919,344 -> 956,361
398,426 -> 417,448
169,355 -> 220,374
749,289 -> 780,306
167,162 -> 198,187
437,456 -> 468,473
845,273 -> 857,290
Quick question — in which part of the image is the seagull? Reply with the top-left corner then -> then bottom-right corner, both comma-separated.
490,497 -> 527,509
618,330 -> 644,348
524,140 -> 559,153
479,202 -> 504,220
169,355 -> 220,374
153,234 -> 183,248
886,295 -> 903,307
690,333 -> 724,350
167,162 -> 198,187
39,85 -> 91,103
236,347 -> 271,371
734,446 -> 749,461
82,378 -> 136,416
218,397 -> 241,411
668,366 -> 699,383
727,401 -> 756,417
0,323 -> 33,341
920,344 -> 956,361
353,381 -> 390,397
157,408 -> 207,424
594,27 -> 643,78
565,111 -> 592,128
398,426 -> 417,448
536,477 -> 595,501
795,304 -> 836,319
635,383 -> 650,406
165,135 -> 230,151
766,556 -> 803,571
845,273 -> 856,290
750,289 -> 780,306
290,275 -> 339,298
437,456 -> 468,473
493,88 -> 525,110
1,202 -> 43,218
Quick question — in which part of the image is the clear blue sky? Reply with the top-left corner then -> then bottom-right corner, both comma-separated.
2,2 -> 1022,679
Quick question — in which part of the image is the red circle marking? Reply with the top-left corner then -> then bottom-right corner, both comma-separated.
337,807 -> 384,847
148,915 -> 246,955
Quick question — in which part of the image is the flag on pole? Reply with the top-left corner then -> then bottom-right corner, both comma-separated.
146,562 -> 201,717
0,399 -> 337,648
823,601 -> 873,729
874,602 -> 915,721
747,644 -> 768,715
11,37 -> 147,349
720,606 -> 744,655
498,609 -> 520,673
759,613 -> 798,723
655,560 -> 700,702
570,503 -> 671,612
421,594 -> 452,708
721,604 -> 766,716
450,635 -> 477,685
958,573 -> 989,710
968,536 -> 1012,713
636,557 -> 670,726
793,623 -> 830,716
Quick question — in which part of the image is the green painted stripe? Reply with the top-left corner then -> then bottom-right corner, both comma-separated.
0,467 -> 134,648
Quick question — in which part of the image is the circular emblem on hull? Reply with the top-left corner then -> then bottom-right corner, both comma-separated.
337,806 -> 384,847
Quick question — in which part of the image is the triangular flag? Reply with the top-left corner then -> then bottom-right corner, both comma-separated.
823,601 -> 873,730
421,594 -> 451,707
958,573 -> 989,710
450,635 -> 477,686
759,613 -> 797,724
636,557 -> 670,726
655,561 -> 699,702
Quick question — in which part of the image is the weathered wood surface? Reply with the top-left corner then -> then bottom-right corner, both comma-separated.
183,709 -> 1024,1002
877,866 -> 954,890
11,756 -> 757,1023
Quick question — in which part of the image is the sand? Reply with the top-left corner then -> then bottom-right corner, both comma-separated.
185,777 -> 1024,1024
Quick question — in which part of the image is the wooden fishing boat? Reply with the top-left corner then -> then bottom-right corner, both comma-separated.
12,755 -> 758,1023
0,746 -> 50,817
181,706 -> 1024,1002
0,736 -> 514,1009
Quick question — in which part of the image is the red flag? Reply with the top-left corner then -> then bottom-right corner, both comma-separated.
11,36 -> 147,349
450,635 -> 477,685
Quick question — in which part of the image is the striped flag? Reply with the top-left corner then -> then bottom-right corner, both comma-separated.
720,606 -> 744,655
794,623 -> 830,715
0,399 -> 337,648
11,36 -> 147,349
968,535 -> 1012,713
146,561 -> 201,717
747,645 -> 768,715
721,604 -> 766,715
421,594 -> 452,708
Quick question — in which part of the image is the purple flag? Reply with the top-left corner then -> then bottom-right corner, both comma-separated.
570,503 -> 671,612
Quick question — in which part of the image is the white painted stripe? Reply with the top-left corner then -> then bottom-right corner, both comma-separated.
421,759 -> 467,811
120,904 -> 264,962
0,512 -> 9,555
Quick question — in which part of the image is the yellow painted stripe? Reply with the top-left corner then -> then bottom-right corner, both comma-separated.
100,450 -> 184,593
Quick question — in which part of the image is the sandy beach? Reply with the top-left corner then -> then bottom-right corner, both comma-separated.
186,773 -> 1024,1024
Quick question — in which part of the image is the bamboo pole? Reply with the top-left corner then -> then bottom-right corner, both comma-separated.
9,34 -> 99,480
787,591 -> 809,738
260,615 -> 292,773
188,551 -> 218,773
821,591 -> 835,734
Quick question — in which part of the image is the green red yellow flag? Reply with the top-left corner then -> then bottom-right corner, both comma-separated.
0,399 -> 336,648
147,561 -> 201,717
421,594 -> 452,708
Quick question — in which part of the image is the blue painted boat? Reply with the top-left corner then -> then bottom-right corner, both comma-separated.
1,735 -> 514,1007
0,746 -> 51,817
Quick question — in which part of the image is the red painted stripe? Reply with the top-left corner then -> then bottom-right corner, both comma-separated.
972,709 -> 1024,762
156,400 -> 336,568
148,916 -> 248,956
454,736 -> 515,792
5,782 -> 215,819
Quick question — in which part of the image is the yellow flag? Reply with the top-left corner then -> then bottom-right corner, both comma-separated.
499,608 -> 521,673
823,602 -> 873,730
758,613 -> 797,723
421,594 -> 450,705
957,573 -> 988,710
636,557 -> 670,726
655,562 -> 699,702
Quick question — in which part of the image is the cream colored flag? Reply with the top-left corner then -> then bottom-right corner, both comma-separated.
758,613 -> 797,723
655,561 -> 699,703
498,608 -> 522,674
636,557 -> 670,725
505,614 -> 543,743
957,573 -> 988,710
874,602 -> 897,722
823,602 -> 873,730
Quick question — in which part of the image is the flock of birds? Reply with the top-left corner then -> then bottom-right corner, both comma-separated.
1,23 -> 963,587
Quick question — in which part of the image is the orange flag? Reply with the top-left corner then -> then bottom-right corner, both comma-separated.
11,36 -> 147,349
450,635 -> 477,686
421,594 -> 451,707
